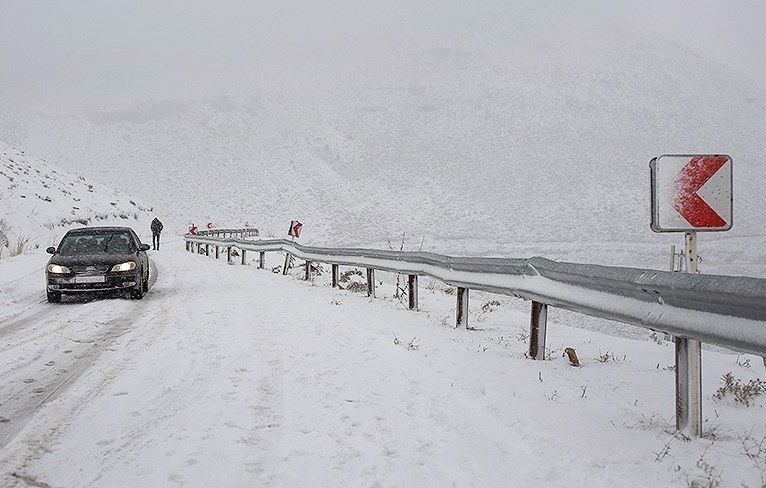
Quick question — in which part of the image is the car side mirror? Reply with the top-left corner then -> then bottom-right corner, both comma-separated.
139,244 -> 151,251
46,247 -> 57,254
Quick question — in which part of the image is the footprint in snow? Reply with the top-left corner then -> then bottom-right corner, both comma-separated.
23,378 -> 35,384
45,361 -> 55,366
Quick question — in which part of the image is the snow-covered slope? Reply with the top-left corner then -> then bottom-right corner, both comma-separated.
0,140 -> 154,255
1,3 -> 765,271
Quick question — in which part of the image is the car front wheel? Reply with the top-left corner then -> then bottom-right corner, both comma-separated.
47,291 -> 62,303
131,270 -> 146,300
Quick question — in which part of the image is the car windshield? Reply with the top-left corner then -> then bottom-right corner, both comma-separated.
58,232 -> 134,255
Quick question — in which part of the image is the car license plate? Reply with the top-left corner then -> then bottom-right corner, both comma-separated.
73,275 -> 106,284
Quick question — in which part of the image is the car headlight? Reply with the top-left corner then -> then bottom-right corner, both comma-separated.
111,261 -> 136,272
47,264 -> 71,274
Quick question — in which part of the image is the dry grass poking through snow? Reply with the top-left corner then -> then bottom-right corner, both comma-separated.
714,373 -> 766,407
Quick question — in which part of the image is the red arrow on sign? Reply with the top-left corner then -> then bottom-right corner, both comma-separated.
673,156 -> 728,228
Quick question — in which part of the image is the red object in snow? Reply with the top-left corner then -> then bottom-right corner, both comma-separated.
189,225 -> 198,235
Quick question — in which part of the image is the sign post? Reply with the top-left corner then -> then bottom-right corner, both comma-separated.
650,154 -> 732,439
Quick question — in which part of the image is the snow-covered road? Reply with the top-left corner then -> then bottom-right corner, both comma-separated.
1,243 -> 764,487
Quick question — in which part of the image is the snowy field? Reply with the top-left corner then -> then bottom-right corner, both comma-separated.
1,240 -> 764,487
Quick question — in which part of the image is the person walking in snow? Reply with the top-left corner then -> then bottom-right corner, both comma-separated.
151,217 -> 164,250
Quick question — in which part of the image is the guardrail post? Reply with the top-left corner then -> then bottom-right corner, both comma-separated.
227,246 -> 232,262
528,301 -> 548,360
676,338 -> 702,438
305,261 -> 312,281
367,268 -> 376,297
408,275 -> 418,311
215,245 -> 219,259
676,231 -> 702,438
456,287 -> 469,328
283,253 -> 291,275
332,264 -> 339,287
241,249 -> 246,265
259,251 -> 266,269
205,243 -> 210,257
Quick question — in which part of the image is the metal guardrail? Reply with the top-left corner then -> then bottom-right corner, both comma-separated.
195,228 -> 258,238
184,231 -> 766,437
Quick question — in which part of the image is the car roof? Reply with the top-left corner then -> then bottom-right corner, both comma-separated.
66,226 -> 134,235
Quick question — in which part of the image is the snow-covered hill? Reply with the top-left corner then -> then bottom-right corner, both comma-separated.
0,140 -> 154,256
1,2 -> 765,272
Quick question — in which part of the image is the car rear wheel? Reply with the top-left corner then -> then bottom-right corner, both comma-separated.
47,291 -> 62,303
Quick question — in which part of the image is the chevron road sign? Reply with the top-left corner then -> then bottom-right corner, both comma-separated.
650,155 -> 732,232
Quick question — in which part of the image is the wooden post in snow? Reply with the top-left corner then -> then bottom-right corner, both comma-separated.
529,301 -> 548,360
241,249 -> 246,265
456,287 -> 469,328
332,264 -> 339,287
408,274 -> 418,311
366,268 -> 376,298
259,251 -> 266,269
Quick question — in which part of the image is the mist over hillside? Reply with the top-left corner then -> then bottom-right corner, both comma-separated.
1,1 -> 765,269
0,140 -> 154,255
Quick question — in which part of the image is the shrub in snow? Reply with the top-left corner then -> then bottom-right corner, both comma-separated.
338,269 -> 366,293
714,373 -> 765,407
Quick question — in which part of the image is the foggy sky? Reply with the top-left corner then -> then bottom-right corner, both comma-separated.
1,0 -> 765,113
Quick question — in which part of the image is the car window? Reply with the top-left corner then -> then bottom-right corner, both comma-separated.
59,232 -> 135,255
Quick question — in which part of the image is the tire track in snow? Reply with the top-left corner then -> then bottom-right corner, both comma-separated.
241,357 -> 284,486
0,260 -> 158,450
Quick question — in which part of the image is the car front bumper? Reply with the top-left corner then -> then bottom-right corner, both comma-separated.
47,272 -> 140,293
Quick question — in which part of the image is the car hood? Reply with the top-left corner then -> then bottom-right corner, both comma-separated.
48,252 -> 137,268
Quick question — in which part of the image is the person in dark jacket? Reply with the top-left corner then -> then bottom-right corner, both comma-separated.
150,217 -> 163,250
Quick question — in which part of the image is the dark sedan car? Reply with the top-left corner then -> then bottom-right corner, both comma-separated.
45,226 -> 151,302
